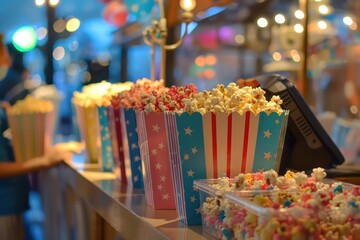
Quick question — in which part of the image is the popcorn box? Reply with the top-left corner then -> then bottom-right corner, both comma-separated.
136,110 -> 176,210
106,106 -> 126,181
73,103 -> 98,163
165,112 -> 207,225
165,111 -> 289,225
97,106 -> 114,172
7,111 -> 54,162
195,178 -> 360,240
120,107 -> 144,188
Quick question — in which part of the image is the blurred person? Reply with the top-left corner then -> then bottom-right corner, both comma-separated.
0,34 -> 29,104
0,102 -> 80,240
0,34 -> 80,240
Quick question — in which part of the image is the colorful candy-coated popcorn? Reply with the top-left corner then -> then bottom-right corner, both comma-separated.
199,168 -> 360,240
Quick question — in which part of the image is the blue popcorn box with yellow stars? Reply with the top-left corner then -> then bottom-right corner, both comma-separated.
165,110 -> 289,225
120,107 -> 144,189
97,106 -> 114,172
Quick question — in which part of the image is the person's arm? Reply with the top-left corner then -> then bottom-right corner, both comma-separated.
0,142 -> 81,178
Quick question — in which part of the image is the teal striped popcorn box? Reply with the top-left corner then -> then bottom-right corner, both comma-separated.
97,106 -> 114,172
120,107 -> 144,189
165,110 -> 289,225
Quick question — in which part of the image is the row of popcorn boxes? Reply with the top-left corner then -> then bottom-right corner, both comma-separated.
72,81 -> 290,225
73,103 -> 144,188
77,103 -> 288,218
74,102 -> 288,206
137,110 -> 288,224
194,176 -> 360,239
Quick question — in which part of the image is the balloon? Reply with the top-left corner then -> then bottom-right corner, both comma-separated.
124,0 -> 153,20
98,0 -> 112,4
102,1 -> 129,27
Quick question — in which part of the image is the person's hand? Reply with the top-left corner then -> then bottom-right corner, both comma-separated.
0,101 -> 11,112
44,142 -> 82,167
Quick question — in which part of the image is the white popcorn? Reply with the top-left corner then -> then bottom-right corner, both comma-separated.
311,167 -> 327,180
293,171 -> 308,186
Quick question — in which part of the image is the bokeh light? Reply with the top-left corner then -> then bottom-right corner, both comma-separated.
294,10 -> 304,19
53,46 -> 65,61
34,0 -> 45,7
195,56 -> 205,67
66,18 -> 81,32
294,23 -> 304,33
317,20 -> 327,30
257,17 -> 268,28
274,14 -> 286,24
53,18 -> 66,33
36,27 -> 47,40
12,26 -> 38,52
272,52 -> 282,61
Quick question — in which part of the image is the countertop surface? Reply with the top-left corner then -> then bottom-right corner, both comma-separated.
60,155 -> 207,240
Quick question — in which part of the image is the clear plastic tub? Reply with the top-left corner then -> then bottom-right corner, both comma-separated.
194,178 -> 360,240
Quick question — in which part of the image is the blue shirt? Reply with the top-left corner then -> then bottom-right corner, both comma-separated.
0,107 -> 29,216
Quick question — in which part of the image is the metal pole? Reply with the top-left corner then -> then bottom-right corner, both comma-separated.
45,3 -> 56,85
299,0 -> 310,101
158,0 -> 167,82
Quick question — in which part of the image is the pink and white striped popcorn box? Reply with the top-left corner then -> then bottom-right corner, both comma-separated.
136,110 -> 176,210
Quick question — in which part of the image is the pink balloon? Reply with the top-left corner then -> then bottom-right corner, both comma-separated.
102,1 -> 129,27
98,0 -> 112,4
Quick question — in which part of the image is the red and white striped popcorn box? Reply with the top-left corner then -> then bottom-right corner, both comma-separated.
136,110 -> 176,210
202,111 -> 289,178
106,106 -> 126,181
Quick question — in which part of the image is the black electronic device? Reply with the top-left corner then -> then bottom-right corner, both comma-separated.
256,74 -> 344,174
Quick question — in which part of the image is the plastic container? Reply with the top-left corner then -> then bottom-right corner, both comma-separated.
195,178 -> 360,240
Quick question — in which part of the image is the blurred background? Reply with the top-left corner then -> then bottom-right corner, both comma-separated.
1,0 -> 359,138
0,0 -> 359,239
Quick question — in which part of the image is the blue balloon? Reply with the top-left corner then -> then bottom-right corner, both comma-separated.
124,0 -> 154,20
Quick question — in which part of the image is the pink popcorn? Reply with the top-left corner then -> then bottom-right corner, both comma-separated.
141,83 -> 198,113
112,78 -> 167,109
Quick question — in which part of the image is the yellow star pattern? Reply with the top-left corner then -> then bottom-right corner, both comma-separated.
184,127 -> 193,136
264,152 -> 271,160
264,130 -> 272,138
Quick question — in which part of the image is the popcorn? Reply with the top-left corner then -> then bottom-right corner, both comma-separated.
293,171 -> 308,186
115,78 -> 167,109
264,169 -> 278,185
180,83 -> 284,115
311,167 -> 327,181
7,95 -> 53,115
141,84 -> 198,113
198,168 -> 360,240
73,81 -> 132,107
